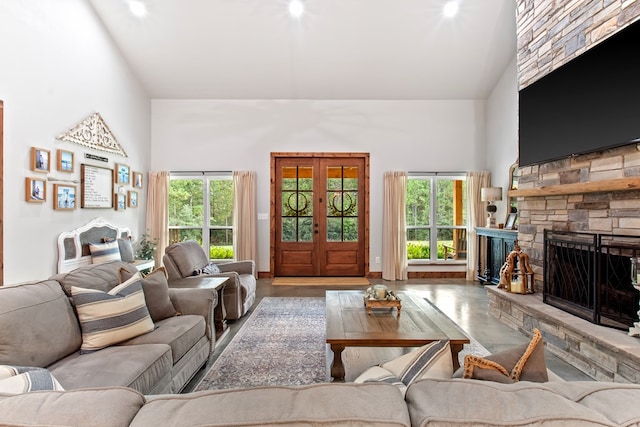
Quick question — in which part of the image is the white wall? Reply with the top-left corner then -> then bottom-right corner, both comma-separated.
0,0 -> 151,284
151,99 -> 487,273
486,56 -> 518,224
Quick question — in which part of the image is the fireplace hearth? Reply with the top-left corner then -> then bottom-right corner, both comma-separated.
544,230 -> 640,330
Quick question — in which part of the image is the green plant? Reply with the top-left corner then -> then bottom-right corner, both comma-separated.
407,242 -> 430,259
210,245 -> 233,260
135,233 -> 158,260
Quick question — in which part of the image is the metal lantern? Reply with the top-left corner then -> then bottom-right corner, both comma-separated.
498,241 -> 535,294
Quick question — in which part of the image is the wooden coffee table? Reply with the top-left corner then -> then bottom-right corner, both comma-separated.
325,290 -> 470,382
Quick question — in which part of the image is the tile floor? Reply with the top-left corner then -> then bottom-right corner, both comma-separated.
183,278 -> 592,393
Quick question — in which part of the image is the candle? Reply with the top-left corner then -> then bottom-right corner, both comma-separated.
511,277 -> 524,294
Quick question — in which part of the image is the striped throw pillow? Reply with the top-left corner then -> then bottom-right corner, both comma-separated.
355,340 -> 453,396
0,365 -> 64,394
71,274 -> 154,354
89,241 -> 122,264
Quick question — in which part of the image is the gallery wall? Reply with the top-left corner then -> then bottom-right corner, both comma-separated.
0,0 -> 151,284
151,99 -> 490,274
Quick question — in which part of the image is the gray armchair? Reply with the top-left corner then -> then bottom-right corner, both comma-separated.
163,240 -> 256,320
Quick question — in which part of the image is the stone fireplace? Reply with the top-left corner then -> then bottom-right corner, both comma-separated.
487,0 -> 640,382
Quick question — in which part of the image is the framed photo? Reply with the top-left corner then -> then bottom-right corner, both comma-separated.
53,184 -> 76,210
128,190 -> 138,208
30,147 -> 50,173
115,163 -> 130,185
133,171 -> 143,188
81,164 -> 113,209
57,149 -> 74,173
25,177 -> 46,203
115,192 -> 127,211
505,213 -> 518,230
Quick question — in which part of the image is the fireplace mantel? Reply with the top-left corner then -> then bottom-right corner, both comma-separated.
509,177 -> 640,198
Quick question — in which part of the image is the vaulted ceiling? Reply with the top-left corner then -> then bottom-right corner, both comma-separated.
88,0 -> 516,100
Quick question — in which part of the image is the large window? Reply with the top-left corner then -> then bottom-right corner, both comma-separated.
406,175 -> 466,261
169,174 -> 234,260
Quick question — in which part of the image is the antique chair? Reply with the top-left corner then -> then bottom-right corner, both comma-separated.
163,240 -> 256,320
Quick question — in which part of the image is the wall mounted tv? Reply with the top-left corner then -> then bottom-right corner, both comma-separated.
518,19 -> 640,167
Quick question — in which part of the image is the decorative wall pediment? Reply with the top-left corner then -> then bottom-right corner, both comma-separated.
57,112 -> 127,157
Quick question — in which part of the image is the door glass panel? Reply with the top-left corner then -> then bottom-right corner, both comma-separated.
325,166 -> 359,242
280,166 -> 313,242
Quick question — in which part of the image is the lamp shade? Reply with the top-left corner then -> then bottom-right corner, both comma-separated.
481,187 -> 503,202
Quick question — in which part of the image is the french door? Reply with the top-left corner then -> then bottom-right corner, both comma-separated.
272,154 -> 368,277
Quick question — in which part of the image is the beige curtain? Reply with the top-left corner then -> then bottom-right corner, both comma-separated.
233,171 -> 257,275
382,171 -> 408,281
466,171 -> 491,280
146,171 -> 170,268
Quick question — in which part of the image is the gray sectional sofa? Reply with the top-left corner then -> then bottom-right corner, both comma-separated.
2,378 -> 640,426
0,261 -> 217,395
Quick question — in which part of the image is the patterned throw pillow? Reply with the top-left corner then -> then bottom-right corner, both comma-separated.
119,267 -> 178,322
0,365 -> 64,394
89,241 -> 122,264
354,340 -> 453,396
71,275 -> 154,354
463,328 -> 548,383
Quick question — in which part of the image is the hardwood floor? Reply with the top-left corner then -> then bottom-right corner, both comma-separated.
182,278 -> 592,393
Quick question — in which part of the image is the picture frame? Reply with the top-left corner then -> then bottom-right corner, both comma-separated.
505,213 -> 518,230
115,192 -> 127,211
53,184 -> 76,210
25,177 -> 46,203
133,171 -> 143,188
30,147 -> 50,173
81,164 -> 114,209
115,163 -> 130,185
57,149 -> 74,173
127,190 -> 138,208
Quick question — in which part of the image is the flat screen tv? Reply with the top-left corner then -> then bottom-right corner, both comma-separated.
518,19 -> 640,167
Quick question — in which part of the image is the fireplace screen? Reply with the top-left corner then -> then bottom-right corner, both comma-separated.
544,230 -> 640,330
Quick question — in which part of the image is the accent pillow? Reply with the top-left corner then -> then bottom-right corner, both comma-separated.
71,275 -> 154,353
192,262 -> 221,276
463,328 -> 548,383
117,238 -> 135,262
0,365 -> 64,394
89,241 -> 122,264
354,340 -> 453,396
119,267 -> 178,322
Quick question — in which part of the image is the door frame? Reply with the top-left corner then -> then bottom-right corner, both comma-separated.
270,152 -> 370,278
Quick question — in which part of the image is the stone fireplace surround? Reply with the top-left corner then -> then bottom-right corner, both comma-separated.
489,1 -> 640,382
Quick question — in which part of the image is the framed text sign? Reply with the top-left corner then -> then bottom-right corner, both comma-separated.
81,164 -> 113,208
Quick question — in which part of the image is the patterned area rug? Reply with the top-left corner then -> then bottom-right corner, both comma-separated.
195,297 -> 327,391
195,296 -> 490,391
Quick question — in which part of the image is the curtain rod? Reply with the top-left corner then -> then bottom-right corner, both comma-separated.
170,170 -> 233,175
408,171 -> 466,176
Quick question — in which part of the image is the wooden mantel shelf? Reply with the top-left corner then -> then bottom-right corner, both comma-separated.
509,177 -> 640,197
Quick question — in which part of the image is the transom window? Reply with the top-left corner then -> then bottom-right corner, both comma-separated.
406,174 -> 467,261
169,174 -> 234,260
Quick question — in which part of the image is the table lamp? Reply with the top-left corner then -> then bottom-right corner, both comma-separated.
481,187 -> 502,228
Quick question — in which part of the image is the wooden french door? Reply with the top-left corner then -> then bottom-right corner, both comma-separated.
272,154 -> 368,277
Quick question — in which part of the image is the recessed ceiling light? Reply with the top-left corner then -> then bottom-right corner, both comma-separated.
127,0 -> 148,18
288,0 -> 305,19
443,1 -> 459,18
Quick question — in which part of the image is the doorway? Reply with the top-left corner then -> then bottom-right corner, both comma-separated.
271,153 -> 369,277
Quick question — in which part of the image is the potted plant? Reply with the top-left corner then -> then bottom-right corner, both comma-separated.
135,233 -> 157,261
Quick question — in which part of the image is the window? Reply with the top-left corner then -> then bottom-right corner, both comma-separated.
169,174 -> 234,260
406,174 -> 466,261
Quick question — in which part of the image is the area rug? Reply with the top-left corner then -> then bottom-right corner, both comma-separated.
272,277 -> 370,286
195,297 -> 327,391
195,296 -> 489,391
